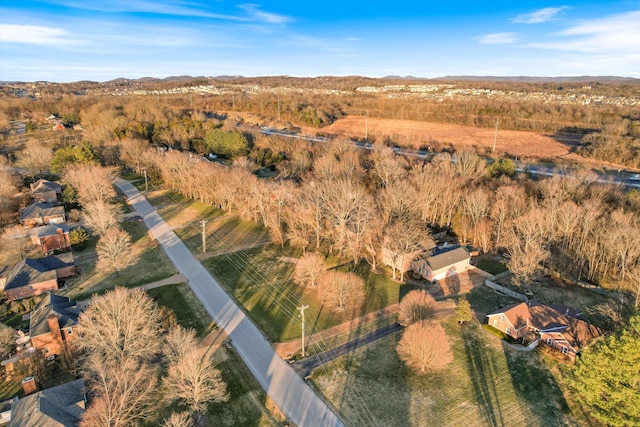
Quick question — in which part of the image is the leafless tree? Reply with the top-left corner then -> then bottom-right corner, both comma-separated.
64,164 -> 117,206
0,326 -> 16,359
397,290 -> 437,326
453,151 -> 486,181
318,270 -> 365,311
396,320 -> 453,374
96,227 -> 137,277
1,225 -> 31,260
162,349 -> 229,424
76,287 -> 162,362
383,218 -> 426,281
163,325 -> 198,363
80,355 -> 158,427
82,199 -> 122,236
119,138 -> 150,174
15,138 -> 52,179
293,252 -> 326,288
504,208 -> 548,287
163,412 -> 192,427
369,144 -> 407,188
0,166 -> 19,227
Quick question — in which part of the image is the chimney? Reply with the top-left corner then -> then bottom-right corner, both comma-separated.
47,314 -> 61,341
22,377 -> 37,395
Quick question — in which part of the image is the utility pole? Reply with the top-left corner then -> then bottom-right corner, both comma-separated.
277,99 -> 281,122
143,168 -> 148,191
201,219 -> 207,253
365,109 -> 368,141
297,303 -> 309,357
492,119 -> 499,153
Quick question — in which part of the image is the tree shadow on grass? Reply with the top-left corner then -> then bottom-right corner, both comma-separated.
504,349 -> 569,426
462,325 -> 505,427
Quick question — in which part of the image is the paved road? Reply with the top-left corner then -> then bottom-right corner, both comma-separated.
115,179 -> 344,427
293,323 -> 402,378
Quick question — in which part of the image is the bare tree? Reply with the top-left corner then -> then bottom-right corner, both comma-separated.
0,166 -> 19,227
397,290 -> 437,326
293,252 -> 326,288
76,287 -> 162,362
164,412 -> 192,427
504,208 -> 548,287
64,164 -> 117,206
318,270 -> 365,311
369,144 -> 407,188
396,320 -> 453,374
15,138 -> 52,179
80,355 -> 158,427
82,199 -> 122,236
162,349 -> 229,424
0,326 -> 16,359
96,227 -> 137,277
383,218 -> 425,281
1,225 -> 31,260
119,138 -> 150,174
163,325 -> 198,363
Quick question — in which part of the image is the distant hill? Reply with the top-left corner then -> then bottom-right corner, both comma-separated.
435,75 -> 640,84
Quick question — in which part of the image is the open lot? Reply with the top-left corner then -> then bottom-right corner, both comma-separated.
323,116 -> 581,160
311,319 -> 573,427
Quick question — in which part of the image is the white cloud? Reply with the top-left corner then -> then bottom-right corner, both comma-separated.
239,4 -> 292,25
476,32 -> 519,44
512,7 -> 568,24
0,24 -> 84,45
529,10 -> 640,54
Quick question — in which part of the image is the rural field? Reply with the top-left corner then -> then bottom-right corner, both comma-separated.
322,116 -> 582,160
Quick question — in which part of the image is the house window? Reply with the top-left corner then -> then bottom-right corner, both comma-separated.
66,328 -> 73,335
546,338 -> 553,345
501,315 -> 506,322
44,347 -> 50,354
562,347 -> 569,355
506,327 -> 511,335
493,319 -> 498,327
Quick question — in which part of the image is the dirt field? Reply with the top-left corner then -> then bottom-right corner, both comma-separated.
322,116 -> 581,160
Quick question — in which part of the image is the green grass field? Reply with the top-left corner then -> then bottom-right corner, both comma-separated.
311,319 -> 572,427
146,283 -> 214,337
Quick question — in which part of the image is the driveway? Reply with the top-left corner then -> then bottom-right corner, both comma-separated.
115,179 -> 343,427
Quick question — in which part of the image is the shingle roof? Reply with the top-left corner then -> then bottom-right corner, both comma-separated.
426,245 -> 470,271
3,253 -> 74,292
9,379 -> 85,427
30,223 -> 70,239
30,293 -> 81,337
30,179 -> 62,194
19,203 -> 65,222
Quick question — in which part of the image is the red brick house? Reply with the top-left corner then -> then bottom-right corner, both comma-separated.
29,294 -> 81,358
29,179 -> 62,204
19,203 -> 66,228
486,301 -> 602,360
29,224 -> 71,254
0,253 -> 76,300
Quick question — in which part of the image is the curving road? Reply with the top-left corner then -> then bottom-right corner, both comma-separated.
115,179 -> 344,427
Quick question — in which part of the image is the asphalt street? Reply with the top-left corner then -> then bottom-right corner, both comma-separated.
115,179 -> 344,427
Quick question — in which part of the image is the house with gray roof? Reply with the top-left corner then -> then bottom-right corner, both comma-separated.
29,223 -> 71,254
29,293 -> 82,358
19,203 -> 66,228
1,253 -> 76,300
29,180 -> 62,204
411,244 -> 471,282
8,379 -> 86,427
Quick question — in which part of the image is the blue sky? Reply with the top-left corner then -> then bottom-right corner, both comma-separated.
1,1 -> 639,82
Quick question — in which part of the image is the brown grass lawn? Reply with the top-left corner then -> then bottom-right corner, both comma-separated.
311,318 -> 573,427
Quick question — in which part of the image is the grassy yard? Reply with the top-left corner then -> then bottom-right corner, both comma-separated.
63,220 -> 176,301
146,283 -> 214,337
310,319 -> 573,427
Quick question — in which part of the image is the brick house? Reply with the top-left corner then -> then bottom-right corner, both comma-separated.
486,300 -> 602,360
29,224 -> 71,254
1,253 -> 76,300
29,179 -> 62,204
18,203 -> 66,228
411,244 -> 471,282
9,378 -> 86,426
29,294 -> 82,358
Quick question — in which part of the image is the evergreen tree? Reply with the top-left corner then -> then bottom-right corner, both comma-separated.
569,315 -> 640,426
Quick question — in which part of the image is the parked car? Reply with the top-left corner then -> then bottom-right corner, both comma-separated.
629,174 -> 640,182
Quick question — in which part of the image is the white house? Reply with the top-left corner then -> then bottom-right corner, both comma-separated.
411,244 -> 471,282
